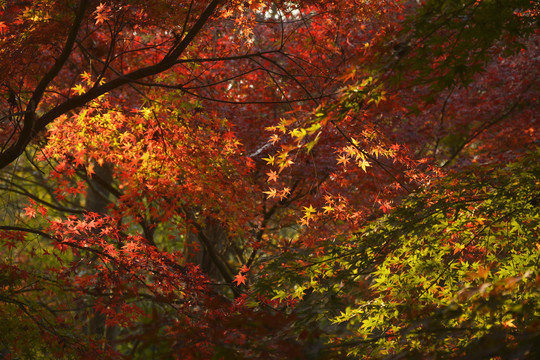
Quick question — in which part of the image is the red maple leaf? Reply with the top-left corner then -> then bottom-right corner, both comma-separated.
23,206 -> 36,219
0,21 -> 8,34
233,273 -> 247,286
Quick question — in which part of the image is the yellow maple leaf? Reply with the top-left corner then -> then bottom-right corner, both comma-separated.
262,155 -> 275,165
322,205 -> 334,214
358,158 -> 371,172
263,188 -> 277,198
72,84 -> 85,95
502,319 -> 516,328
303,205 -> 317,220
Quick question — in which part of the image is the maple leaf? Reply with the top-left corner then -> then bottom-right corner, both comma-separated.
72,84 -> 85,95
263,187 -> 278,198
266,170 -> 278,182
279,187 -> 291,200
86,162 -> 95,177
23,206 -> 36,219
80,71 -> 93,85
94,3 -> 111,25
0,21 -> 8,34
233,272 -> 247,286
240,264 -> 250,273
299,217 -> 310,227
337,155 -> 349,166
358,158 -> 371,172
278,158 -> 294,172
268,134 -> 280,144
37,205 -> 48,217
303,205 -> 317,221
262,155 -> 275,165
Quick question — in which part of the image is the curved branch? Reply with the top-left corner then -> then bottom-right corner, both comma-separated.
0,0 -> 90,169
0,0 -> 222,170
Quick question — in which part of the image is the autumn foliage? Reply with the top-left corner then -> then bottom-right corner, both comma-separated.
0,0 -> 538,359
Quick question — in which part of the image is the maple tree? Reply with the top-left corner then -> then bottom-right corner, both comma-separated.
1,0 -> 538,359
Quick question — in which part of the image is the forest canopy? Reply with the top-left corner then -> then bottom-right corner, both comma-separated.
0,0 -> 538,359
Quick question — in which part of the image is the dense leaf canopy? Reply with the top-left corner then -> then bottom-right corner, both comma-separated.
0,0 -> 538,359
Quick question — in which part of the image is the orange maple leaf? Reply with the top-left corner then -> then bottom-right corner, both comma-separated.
266,170 -> 278,182
268,134 -> 280,144
86,162 -> 95,177
279,187 -> 291,200
94,3 -> 111,25
337,154 -> 349,166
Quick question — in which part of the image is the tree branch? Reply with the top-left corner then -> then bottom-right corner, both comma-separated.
0,0 -> 222,170
0,0 -> 89,169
